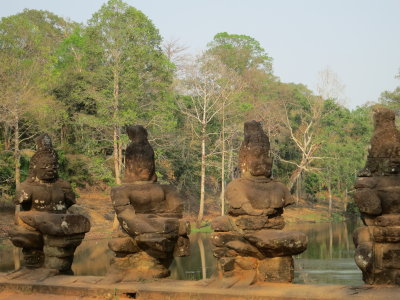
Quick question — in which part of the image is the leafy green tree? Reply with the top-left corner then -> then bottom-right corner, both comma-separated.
0,9 -> 71,188
84,0 -> 172,184
207,32 -> 273,74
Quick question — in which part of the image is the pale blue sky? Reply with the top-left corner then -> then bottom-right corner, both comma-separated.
2,0 -> 400,109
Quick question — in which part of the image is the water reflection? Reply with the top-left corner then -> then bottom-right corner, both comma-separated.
287,219 -> 363,285
0,220 -> 363,285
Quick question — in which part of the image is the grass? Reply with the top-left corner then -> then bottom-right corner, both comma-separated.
191,225 -> 213,233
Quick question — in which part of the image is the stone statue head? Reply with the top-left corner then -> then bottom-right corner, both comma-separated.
373,106 -> 396,131
28,134 -> 58,182
361,106 -> 400,176
124,125 -> 157,183
239,121 -> 272,178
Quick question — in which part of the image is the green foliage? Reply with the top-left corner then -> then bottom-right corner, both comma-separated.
191,224 -> 213,233
207,32 -> 273,74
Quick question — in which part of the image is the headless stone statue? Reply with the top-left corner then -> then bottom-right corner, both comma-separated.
210,121 -> 307,287
8,134 -> 90,277
354,107 -> 400,284
107,125 -> 190,282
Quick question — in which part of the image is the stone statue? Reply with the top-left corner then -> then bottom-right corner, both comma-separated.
107,125 -> 190,282
353,107 -> 400,284
210,121 -> 307,287
8,134 -> 90,276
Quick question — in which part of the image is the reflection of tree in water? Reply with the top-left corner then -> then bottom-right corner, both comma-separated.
170,233 -> 216,280
288,219 -> 359,260
290,219 -> 363,285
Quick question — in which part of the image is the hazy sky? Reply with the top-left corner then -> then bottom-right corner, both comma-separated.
2,0 -> 400,109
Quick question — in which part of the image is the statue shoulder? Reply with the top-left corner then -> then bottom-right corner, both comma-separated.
55,178 -> 72,189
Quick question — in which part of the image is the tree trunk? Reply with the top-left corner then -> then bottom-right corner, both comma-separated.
113,125 -> 121,185
227,142 -> 234,180
113,68 -> 121,185
197,123 -> 206,227
329,222 -> 333,259
3,124 -> 11,151
328,181 -> 332,216
118,126 -> 123,177
287,167 -> 302,192
220,105 -> 225,216
14,115 -> 20,190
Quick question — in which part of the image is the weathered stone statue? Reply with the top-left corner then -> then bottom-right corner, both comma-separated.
8,134 -> 90,275
107,125 -> 190,282
353,107 -> 400,285
210,121 -> 307,287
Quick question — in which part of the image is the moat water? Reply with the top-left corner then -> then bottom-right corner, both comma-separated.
0,219 -> 363,285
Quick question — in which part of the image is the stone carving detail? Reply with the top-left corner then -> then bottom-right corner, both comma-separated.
354,107 -> 400,285
108,125 -> 190,282
8,134 -> 90,275
210,121 -> 307,286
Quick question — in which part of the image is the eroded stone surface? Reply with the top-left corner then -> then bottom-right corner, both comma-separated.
7,134 -> 90,276
107,125 -> 190,282
210,121 -> 307,287
353,107 -> 400,285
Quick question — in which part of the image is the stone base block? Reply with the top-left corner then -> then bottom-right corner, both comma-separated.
214,255 -> 294,285
106,251 -> 173,282
257,256 -> 294,282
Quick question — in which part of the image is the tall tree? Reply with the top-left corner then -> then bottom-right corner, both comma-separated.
83,0 -> 172,184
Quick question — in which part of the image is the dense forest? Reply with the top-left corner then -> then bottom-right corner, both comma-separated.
0,0 -> 399,223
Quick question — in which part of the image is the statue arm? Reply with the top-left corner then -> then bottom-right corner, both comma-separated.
162,185 -> 183,216
111,187 -> 136,219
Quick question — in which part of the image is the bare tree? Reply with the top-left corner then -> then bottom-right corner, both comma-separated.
316,66 -> 346,104
176,53 -> 239,225
162,38 -> 191,75
278,97 -> 325,193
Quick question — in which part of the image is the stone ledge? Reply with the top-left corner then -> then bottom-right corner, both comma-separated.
1,273 -> 400,300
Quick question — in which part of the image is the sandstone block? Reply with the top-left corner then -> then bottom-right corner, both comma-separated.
121,214 -> 179,235
213,247 -> 239,258
354,188 -> 382,215
108,237 -> 140,253
225,240 -> 265,259
244,230 -> 307,257
378,187 -> 400,214
211,215 -> 235,232
45,255 -> 73,272
19,212 -> 90,235
257,256 -> 294,282
375,214 -> 400,227
234,256 -> 258,270
373,226 -> 400,243
8,226 -> 43,249
210,232 -> 245,247
234,215 -> 268,231
43,245 -> 76,257
43,233 -> 85,247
